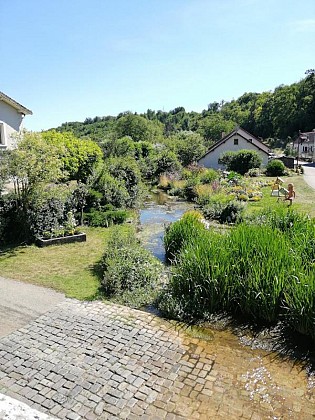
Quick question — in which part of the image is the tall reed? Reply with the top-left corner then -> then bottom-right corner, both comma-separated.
164,210 -> 205,263
227,224 -> 297,323
283,271 -> 315,340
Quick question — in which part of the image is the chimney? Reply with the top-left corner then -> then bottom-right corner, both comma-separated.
221,132 -> 226,139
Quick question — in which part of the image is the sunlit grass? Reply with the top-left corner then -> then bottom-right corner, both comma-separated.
245,174 -> 315,217
0,227 -> 113,300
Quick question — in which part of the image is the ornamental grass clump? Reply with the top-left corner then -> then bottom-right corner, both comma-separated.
226,223 -> 297,323
164,210 -> 205,263
160,230 -> 231,320
283,272 -> 315,340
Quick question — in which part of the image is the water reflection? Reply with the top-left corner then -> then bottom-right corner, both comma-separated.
139,191 -> 193,261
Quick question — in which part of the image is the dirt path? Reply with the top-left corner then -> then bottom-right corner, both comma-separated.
0,276 -> 65,338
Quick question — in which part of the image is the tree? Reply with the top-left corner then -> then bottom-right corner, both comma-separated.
2,131 -> 63,203
219,149 -> 262,175
197,114 -> 235,144
115,114 -> 163,142
92,157 -> 142,208
155,149 -> 182,176
42,130 -> 103,182
167,132 -> 207,166
102,136 -> 135,158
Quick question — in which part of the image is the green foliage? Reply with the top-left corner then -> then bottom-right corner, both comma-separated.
154,150 -> 182,176
166,131 -> 207,166
101,227 -> 162,305
197,114 -> 235,143
92,157 -> 142,208
0,185 -> 79,244
84,209 -> 129,227
265,159 -> 286,176
219,149 -> 262,175
159,229 -> 228,320
2,131 -> 63,202
92,171 -> 130,208
115,113 -> 163,142
203,198 -> 244,224
102,136 -> 135,158
164,211 -> 206,263
283,272 -> 315,340
199,168 -> 219,184
160,208 -> 315,341
42,130 -> 103,182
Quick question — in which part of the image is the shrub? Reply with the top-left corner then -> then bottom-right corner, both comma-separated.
203,199 -> 244,224
101,227 -> 162,301
199,169 -> 218,184
219,150 -> 262,175
265,159 -> 286,176
183,178 -> 199,201
84,209 -> 129,227
246,168 -> 261,177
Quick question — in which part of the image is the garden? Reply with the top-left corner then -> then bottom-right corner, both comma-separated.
1,129 -> 315,349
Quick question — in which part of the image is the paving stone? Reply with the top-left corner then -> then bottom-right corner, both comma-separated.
0,299 -> 313,420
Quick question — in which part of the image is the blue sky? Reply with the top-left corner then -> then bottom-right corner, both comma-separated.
1,0 -> 314,131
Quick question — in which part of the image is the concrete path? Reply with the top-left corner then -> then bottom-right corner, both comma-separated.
302,162 -> 315,190
0,276 -> 65,338
0,299 -> 314,419
0,393 -> 57,420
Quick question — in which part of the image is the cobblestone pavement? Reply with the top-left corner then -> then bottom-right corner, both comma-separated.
0,299 -> 314,419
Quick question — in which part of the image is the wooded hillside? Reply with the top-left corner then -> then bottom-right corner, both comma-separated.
55,71 -> 315,149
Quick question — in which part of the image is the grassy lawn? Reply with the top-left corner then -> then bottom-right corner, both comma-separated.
246,173 -> 315,217
0,226 -> 112,300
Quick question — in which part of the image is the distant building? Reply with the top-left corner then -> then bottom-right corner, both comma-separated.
293,130 -> 315,162
198,127 -> 270,169
0,91 -> 32,150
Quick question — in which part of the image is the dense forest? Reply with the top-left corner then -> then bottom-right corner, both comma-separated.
55,71 -> 315,150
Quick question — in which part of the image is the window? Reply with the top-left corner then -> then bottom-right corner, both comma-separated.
234,138 -> 238,145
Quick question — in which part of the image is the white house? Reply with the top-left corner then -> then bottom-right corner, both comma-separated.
198,127 -> 270,170
0,91 -> 32,150
293,130 -> 315,162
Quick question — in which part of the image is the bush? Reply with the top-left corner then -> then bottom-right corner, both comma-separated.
84,209 -> 129,227
265,159 -> 286,176
101,227 -> 162,304
246,168 -> 261,177
219,150 -> 262,175
199,169 -> 218,184
203,199 -> 244,224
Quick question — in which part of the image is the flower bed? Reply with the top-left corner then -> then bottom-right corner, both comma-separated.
36,233 -> 86,247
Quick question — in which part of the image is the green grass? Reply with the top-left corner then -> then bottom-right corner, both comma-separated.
0,227 -> 113,300
245,174 -> 315,217
160,211 -> 315,340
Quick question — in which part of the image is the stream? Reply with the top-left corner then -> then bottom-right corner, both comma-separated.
139,190 -> 193,262
138,191 -> 315,418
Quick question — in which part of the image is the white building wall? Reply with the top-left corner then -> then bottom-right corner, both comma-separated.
0,101 -> 24,149
199,133 -> 269,169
